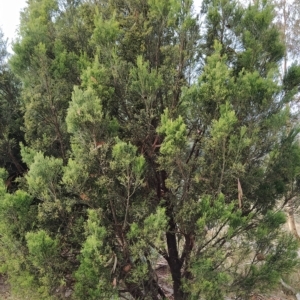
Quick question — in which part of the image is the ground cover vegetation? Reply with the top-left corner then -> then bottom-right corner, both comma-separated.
1,0 -> 300,299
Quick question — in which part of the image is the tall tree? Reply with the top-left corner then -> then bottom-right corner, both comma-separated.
272,0 -> 300,74
271,0 -> 300,248
66,0 -> 300,299
1,0 -> 300,299
1,0 -> 93,296
10,0 -> 93,160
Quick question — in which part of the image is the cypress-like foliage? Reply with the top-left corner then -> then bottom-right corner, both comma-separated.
0,1 -> 300,299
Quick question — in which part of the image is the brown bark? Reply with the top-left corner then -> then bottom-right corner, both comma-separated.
8,149 -> 25,174
160,167 -> 193,300
166,220 -> 184,300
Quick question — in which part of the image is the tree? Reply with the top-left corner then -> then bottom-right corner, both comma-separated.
66,0 -> 300,299
0,0 -> 93,295
272,0 -> 300,74
1,0 -> 300,299
0,29 -> 25,179
10,0 -> 93,160
271,0 -> 300,249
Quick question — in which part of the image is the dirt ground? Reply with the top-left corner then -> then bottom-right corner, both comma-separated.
0,274 -> 11,299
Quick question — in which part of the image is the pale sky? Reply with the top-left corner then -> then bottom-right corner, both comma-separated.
0,0 -> 27,41
0,0 -> 202,52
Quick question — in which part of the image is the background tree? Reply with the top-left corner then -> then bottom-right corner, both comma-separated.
271,0 -> 300,294
10,0 -> 94,160
272,0 -> 300,74
0,29 -> 25,182
0,0 -> 93,296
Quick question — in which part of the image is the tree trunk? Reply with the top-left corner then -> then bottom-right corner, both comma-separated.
8,145 -> 25,174
166,216 -> 184,300
161,169 -> 186,300
287,204 -> 300,241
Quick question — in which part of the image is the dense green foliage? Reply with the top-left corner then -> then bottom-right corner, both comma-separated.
0,30 -> 24,177
0,0 -> 300,299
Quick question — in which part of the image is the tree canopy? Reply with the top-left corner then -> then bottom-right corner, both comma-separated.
1,0 -> 300,299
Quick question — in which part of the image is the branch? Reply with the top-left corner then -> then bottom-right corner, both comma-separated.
218,138 -> 226,194
180,234 -> 194,263
198,220 -> 229,253
186,129 -> 203,164
148,241 -> 169,262
280,278 -> 299,298
144,253 -> 167,300
186,138 -> 199,164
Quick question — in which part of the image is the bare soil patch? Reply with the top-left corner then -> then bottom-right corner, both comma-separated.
0,274 -> 11,299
